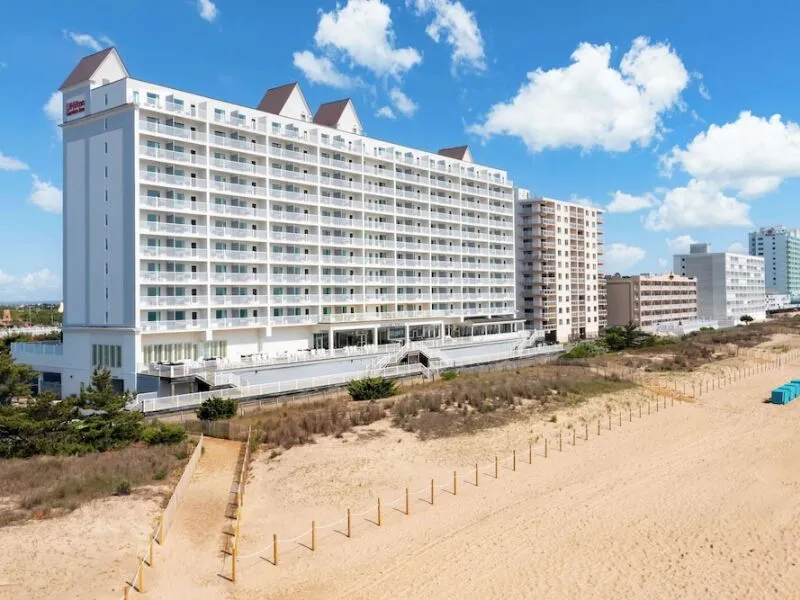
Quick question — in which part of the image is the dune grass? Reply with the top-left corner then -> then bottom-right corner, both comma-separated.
0,442 -> 193,526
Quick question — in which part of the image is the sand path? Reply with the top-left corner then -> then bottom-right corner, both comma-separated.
143,437 -> 242,600
231,365 -> 800,600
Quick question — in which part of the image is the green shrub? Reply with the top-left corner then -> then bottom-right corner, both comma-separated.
562,341 -> 607,359
196,397 -> 238,421
440,371 -> 458,381
114,479 -> 131,496
141,421 -> 187,445
347,377 -> 398,401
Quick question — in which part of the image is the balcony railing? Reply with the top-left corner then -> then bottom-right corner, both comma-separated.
141,319 -> 206,332
139,119 -> 207,142
139,145 -> 207,166
140,295 -> 208,308
140,171 -> 207,189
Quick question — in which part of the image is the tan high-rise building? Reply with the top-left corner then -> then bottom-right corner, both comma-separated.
605,273 -> 698,328
515,190 -> 605,342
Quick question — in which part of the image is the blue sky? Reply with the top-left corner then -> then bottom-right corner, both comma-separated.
2,0 -> 800,301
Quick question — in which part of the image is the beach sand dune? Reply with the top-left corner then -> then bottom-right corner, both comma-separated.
233,365 -> 800,600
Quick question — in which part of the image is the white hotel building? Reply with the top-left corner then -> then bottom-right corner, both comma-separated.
674,243 -> 766,325
15,48 -> 517,395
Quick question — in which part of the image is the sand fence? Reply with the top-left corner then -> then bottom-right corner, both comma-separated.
121,434 -> 205,598
228,348 -> 799,581
233,394 -> 679,574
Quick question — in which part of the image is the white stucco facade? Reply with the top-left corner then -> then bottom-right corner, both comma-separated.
674,243 -> 766,325
15,48 -> 518,396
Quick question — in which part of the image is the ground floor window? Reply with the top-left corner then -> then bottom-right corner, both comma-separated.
92,344 -> 122,369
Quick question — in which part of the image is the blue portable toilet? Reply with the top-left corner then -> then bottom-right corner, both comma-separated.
772,387 -> 791,405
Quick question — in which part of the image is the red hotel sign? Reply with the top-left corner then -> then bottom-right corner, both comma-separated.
66,98 -> 86,116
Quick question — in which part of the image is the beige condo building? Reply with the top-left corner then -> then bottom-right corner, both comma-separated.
605,273 -> 698,328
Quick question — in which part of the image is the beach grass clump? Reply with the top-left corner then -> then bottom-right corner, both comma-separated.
390,366 -> 635,439
0,442 -> 192,526
238,399 -> 386,450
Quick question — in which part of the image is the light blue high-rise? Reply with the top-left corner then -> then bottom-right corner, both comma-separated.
748,226 -> 800,302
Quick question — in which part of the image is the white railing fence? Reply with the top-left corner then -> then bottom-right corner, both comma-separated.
135,343 -> 564,414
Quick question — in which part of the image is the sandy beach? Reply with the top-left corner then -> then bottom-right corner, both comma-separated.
231,361 -> 800,600
2,347 -> 799,599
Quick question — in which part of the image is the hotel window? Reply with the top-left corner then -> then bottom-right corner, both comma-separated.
91,344 -> 122,369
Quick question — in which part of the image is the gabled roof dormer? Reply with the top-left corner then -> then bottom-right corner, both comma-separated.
257,82 -> 313,121
59,47 -> 128,91
313,98 -> 363,135
438,145 -> 473,163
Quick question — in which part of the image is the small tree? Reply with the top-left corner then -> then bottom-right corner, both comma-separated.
0,351 -> 37,405
196,396 -> 238,421
347,377 -> 398,401
740,314 -> 754,325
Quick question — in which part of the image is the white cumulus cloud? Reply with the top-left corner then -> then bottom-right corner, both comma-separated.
408,0 -> 485,73
44,91 -> 61,126
28,175 -> 62,214
606,190 -> 656,213
0,269 -> 61,302
605,243 -> 646,273
389,87 -> 418,117
0,152 -> 28,171
643,179 -> 751,231
376,106 -> 396,119
313,0 -> 422,79
62,30 -> 113,52
727,241 -> 747,254
469,36 -> 690,153
666,234 -> 698,255
663,111 -> 800,198
197,0 -> 218,22
658,258 -> 668,270
292,51 -> 357,88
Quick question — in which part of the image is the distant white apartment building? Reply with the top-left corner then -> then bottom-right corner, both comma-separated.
515,190 -> 605,343
605,273 -> 698,328
748,225 -> 800,301
766,293 -> 791,311
674,243 -> 766,325
14,48 -> 518,395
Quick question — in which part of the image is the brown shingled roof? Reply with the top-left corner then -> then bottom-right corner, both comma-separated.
313,99 -> 350,127
257,82 -> 299,115
437,145 -> 470,160
59,47 -> 116,91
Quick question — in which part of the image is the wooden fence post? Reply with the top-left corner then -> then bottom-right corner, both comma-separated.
544,439 -> 548,458
559,431 -> 562,452
377,498 -> 382,526
405,488 -> 410,515
232,545 -> 237,583
597,420 -> 601,436
585,422 -> 588,440
347,510 -> 351,538
158,512 -> 164,545
513,450 -> 516,471
573,427 -> 576,446
475,463 -> 479,487
431,479 -> 435,505
274,534 -> 279,564
148,536 -> 154,567
529,441 -> 533,464
137,559 -> 143,593
311,520 -> 316,551
495,456 -> 499,477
